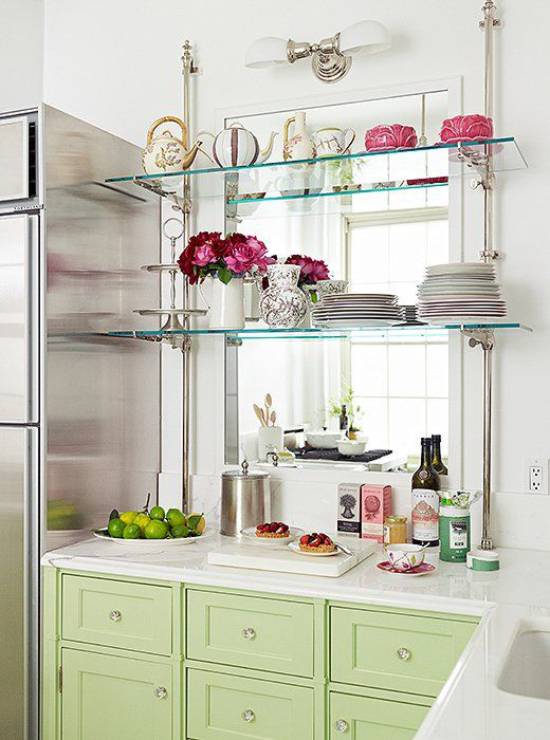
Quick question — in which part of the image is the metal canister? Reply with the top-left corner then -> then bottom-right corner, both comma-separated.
220,461 -> 271,537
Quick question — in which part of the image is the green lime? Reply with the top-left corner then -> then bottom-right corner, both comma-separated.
187,513 -> 205,534
144,520 -> 169,540
107,518 -> 125,538
171,523 -> 190,538
122,523 -> 141,539
150,506 -> 166,521
120,511 -> 137,526
166,508 -> 186,528
134,512 -> 151,532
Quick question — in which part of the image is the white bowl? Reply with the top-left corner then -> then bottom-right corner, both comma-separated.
338,440 -> 366,456
305,431 -> 342,449
386,543 -> 426,572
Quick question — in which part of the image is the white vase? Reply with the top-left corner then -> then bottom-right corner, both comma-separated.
258,426 -> 284,461
208,276 -> 245,329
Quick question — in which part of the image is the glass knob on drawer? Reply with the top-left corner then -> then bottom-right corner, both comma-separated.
154,686 -> 167,700
335,719 -> 349,733
241,627 -> 256,640
109,610 -> 122,623
241,709 -> 255,723
397,647 -> 412,661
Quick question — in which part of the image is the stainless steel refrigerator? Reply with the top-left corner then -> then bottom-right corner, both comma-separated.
0,105 -> 161,739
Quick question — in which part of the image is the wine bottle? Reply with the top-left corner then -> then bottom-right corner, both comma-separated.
411,437 -> 441,547
339,404 -> 349,433
431,434 -> 448,475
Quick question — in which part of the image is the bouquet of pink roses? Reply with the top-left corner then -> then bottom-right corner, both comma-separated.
178,231 -> 274,285
285,254 -> 330,287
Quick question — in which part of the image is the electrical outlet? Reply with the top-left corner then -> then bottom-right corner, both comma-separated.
528,459 -> 548,494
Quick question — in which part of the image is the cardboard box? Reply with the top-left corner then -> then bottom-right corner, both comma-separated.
337,483 -> 362,535
361,484 -> 392,542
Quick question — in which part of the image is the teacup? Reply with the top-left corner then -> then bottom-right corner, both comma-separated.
386,543 -> 426,572
312,127 -> 356,157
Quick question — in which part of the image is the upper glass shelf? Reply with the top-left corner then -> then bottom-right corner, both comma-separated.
106,321 -> 532,342
106,137 -> 526,209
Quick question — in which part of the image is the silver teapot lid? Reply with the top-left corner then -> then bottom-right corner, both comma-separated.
221,460 -> 269,480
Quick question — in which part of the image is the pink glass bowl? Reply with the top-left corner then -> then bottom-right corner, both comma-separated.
365,124 -> 418,152
439,114 -> 494,144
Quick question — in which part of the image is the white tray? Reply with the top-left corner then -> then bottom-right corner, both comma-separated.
207,538 -> 377,577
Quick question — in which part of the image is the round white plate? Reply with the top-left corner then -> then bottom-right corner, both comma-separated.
424,317 -> 509,325
322,293 -> 398,301
92,528 -> 215,548
241,526 -> 303,546
426,263 -> 495,275
288,540 -> 341,557
313,319 -> 401,328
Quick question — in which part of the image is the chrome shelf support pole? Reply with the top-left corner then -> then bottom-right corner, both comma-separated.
180,40 -> 199,508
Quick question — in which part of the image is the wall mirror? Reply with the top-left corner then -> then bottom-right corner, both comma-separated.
223,86 -> 460,474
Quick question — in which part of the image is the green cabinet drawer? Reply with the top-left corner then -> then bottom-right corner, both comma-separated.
187,668 -> 314,739
330,606 -> 476,696
61,648 -> 175,740
186,589 -> 315,677
329,691 -> 429,739
62,574 -> 173,656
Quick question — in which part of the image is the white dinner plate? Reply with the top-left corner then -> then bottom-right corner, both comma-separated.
423,317 -> 509,325
288,541 -> 341,557
240,526 -> 304,547
321,293 -> 398,301
313,319 -> 401,328
426,263 -> 495,275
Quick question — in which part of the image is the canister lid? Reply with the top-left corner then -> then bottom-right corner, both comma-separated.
221,460 -> 269,480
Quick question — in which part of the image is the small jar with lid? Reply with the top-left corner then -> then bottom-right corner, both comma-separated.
384,515 -> 408,546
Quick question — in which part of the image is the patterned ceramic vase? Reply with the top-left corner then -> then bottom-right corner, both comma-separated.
258,264 -> 308,329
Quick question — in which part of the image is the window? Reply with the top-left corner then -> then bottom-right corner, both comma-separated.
343,207 -> 449,460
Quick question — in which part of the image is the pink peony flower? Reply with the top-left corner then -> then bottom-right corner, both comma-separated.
225,233 -> 274,275
285,254 -> 331,286
192,243 -> 217,267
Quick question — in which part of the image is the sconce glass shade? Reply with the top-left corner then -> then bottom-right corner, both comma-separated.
245,37 -> 288,68
339,20 -> 391,55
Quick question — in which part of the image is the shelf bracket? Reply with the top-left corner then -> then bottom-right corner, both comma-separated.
225,336 -> 243,348
132,177 -> 190,212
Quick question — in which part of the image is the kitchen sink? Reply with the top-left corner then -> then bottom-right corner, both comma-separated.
498,618 -> 550,700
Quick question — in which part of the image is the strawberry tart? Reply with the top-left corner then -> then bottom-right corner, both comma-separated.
299,532 -> 336,554
255,521 -> 291,539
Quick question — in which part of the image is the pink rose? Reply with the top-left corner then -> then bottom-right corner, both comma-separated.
224,233 -> 274,275
285,254 -> 331,286
192,243 -> 216,266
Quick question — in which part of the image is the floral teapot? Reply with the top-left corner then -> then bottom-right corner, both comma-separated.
142,116 -> 202,174
198,122 -> 277,168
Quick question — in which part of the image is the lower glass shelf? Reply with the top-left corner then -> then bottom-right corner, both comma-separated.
105,322 -> 532,341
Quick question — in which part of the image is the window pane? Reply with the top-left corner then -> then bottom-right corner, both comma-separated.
356,397 -> 387,449
427,399 -> 448,452
388,345 -> 426,397
388,223 -> 426,283
350,225 -> 388,283
389,398 -> 426,457
426,344 -> 449,398
351,344 -> 387,397
426,219 -> 449,265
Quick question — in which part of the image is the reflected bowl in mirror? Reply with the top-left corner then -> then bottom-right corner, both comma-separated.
305,430 -> 342,449
386,543 -> 426,572
338,440 -> 366,456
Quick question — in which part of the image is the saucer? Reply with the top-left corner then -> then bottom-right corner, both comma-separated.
377,561 -> 436,576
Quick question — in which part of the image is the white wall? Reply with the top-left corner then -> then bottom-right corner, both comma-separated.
43,0 -> 550,550
0,0 -> 43,110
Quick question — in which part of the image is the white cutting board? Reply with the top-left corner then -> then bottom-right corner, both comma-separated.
207,539 -> 378,577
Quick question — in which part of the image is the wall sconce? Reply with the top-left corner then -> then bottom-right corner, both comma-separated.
245,21 -> 391,83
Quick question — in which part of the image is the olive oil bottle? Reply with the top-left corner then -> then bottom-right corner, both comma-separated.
411,437 -> 441,547
431,434 -> 448,475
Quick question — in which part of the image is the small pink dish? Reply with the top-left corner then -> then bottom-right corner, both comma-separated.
365,124 -> 418,152
377,561 -> 436,576
439,114 -> 494,143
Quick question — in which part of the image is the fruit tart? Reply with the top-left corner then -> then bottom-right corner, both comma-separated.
255,521 -> 291,539
299,532 -> 336,554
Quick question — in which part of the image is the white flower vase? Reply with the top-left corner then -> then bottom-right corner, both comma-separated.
208,276 -> 245,330
258,426 -> 284,461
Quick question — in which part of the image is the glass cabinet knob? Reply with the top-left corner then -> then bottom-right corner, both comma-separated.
242,709 -> 255,723
397,647 -> 412,661
109,610 -> 122,623
335,719 -> 349,732
242,627 -> 256,640
154,686 -> 167,700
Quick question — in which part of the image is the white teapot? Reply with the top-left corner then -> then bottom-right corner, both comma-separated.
199,122 -> 277,167
142,116 -> 202,174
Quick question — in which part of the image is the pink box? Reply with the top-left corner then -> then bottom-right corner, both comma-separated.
361,484 -> 392,543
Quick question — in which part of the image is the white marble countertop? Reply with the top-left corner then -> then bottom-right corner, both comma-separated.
42,536 -> 550,739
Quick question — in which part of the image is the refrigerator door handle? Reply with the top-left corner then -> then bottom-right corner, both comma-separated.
24,426 -> 39,740
25,215 -> 39,424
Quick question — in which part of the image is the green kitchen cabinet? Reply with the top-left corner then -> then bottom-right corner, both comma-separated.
187,668 -> 315,739
330,605 -> 477,697
329,691 -> 429,739
60,648 -> 177,740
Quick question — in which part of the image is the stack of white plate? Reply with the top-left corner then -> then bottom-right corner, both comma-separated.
417,262 -> 507,324
312,293 -> 404,328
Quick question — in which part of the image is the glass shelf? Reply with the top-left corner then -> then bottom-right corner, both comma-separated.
106,322 -> 532,342
106,137 -> 526,209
